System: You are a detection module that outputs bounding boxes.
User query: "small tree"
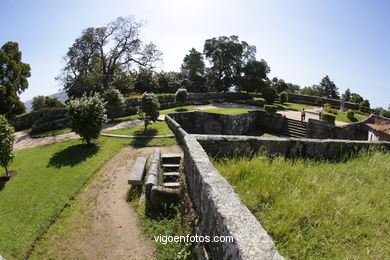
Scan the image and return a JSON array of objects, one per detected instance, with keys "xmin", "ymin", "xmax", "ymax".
[
  {"xmin": 0, "ymin": 115, "xmax": 15, "ymax": 177},
  {"xmin": 279, "ymin": 92, "xmax": 288, "ymax": 104},
  {"xmin": 137, "ymin": 92, "xmax": 160, "ymax": 131},
  {"xmin": 103, "ymin": 88, "xmax": 125, "ymax": 119},
  {"xmin": 175, "ymin": 88, "xmax": 188, "ymax": 110},
  {"xmin": 262, "ymin": 87, "xmax": 278, "ymax": 104},
  {"xmin": 67, "ymin": 94, "xmax": 107, "ymax": 145}
]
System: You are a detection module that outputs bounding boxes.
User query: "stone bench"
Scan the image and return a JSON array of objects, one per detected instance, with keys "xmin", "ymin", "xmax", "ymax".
[{"xmin": 128, "ymin": 157, "xmax": 147, "ymax": 185}]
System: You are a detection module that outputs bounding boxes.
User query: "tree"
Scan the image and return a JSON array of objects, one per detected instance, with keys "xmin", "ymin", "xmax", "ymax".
[
  {"xmin": 239, "ymin": 60, "xmax": 270, "ymax": 93},
  {"xmin": 0, "ymin": 115, "xmax": 15, "ymax": 177},
  {"xmin": 103, "ymin": 88, "xmax": 125, "ymax": 119},
  {"xmin": 67, "ymin": 94, "xmax": 107, "ymax": 145},
  {"xmin": 134, "ymin": 68, "xmax": 158, "ymax": 93},
  {"xmin": 300, "ymin": 85, "xmax": 325, "ymax": 97},
  {"xmin": 271, "ymin": 77, "xmax": 289, "ymax": 94},
  {"xmin": 286, "ymin": 83, "xmax": 301, "ymax": 93},
  {"xmin": 342, "ymin": 88, "xmax": 351, "ymax": 101},
  {"xmin": 360, "ymin": 99, "xmax": 370, "ymax": 109},
  {"xmin": 181, "ymin": 48, "xmax": 207, "ymax": 92},
  {"xmin": 157, "ymin": 71, "xmax": 182, "ymax": 93},
  {"xmin": 203, "ymin": 35, "xmax": 256, "ymax": 92},
  {"xmin": 175, "ymin": 88, "xmax": 188, "ymax": 110},
  {"xmin": 57, "ymin": 16, "xmax": 162, "ymax": 98},
  {"xmin": 262, "ymin": 87, "xmax": 278, "ymax": 104},
  {"xmin": 0, "ymin": 42, "xmax": 30, "ymax": 120},
  {"xmin": 350, "ymin": 93, "xmax": 364, "ymax": 104},
  {"xmin": 137, "ymin": 92, "xmax": 160, "ymax": 131},
  {"xmin": 280, "ymin": 92, "xmax": 288, "ymax": 104},
  {"xmin": 32, "ymin": 96, "xmax": 64, "ymax": 111},
  {"xmin": 319, "ymin": 75, "xmax": 339, "ymax": 99}
]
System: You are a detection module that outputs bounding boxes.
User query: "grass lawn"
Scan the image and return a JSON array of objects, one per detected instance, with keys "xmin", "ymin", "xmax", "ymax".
[
  {"xmin": 275, "ymin": 102, "xmax": 315, "ymax": 111},
  {"xmin": 335, "ymin": 111, "xmax": 367, "ymax": 123},
  {"xmin": 104, "ymin": 121, "xmax": 173, "ymax": 136},
  {"xmin": 201, "ymin": 108, "xmax": 252, "ymax": 115},
  {"xmin": 0, "ymin": 137, "xmax": 130, "ymax": 259},
  {"xmin": 213, "ymin": 151, "xmax": 390, "ymax": 259},
  {"xmin": 27, "ymin": 128, "xmax": 72, "ymax": 138}
]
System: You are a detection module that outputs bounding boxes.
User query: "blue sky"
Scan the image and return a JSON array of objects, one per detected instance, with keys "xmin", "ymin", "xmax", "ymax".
[{"xmin": 1, "ymin": 0, "xmax": 389, "ymax": 108}]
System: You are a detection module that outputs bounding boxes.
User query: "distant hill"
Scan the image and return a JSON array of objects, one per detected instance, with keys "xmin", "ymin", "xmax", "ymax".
[{"xmin": 24, "ymin": 92, "xmax": 68, "ymax": 112}]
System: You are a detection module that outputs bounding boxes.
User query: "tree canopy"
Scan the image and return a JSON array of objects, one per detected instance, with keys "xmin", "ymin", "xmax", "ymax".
[
  {"xmin": 0, "ymin": 115, "xmax": 15, "ymax": 176},
  {"xmin": 320, "ymin": 75, "xmax": 339, "ymax": 99},
  {"xmin": 204, "ymin": 35, "xmax": 256, "ymax": 92},
  {"xmin": 0, "ymin": 42, "xmax": 30, "ymax": 119},
  {"xmin": 181, "ymin": 48, "xmax": 207, "ymax": 92},
  {"xmin": 32, "ymin": 96, "xmax": 64, "ymax": 111},
  {"xmin": 239, "ymin": 60, "xmax": 270, "ymax": 93},
  {"xmin": 58, "ymin": 16, "xmax": 162, "ymax": 98}
]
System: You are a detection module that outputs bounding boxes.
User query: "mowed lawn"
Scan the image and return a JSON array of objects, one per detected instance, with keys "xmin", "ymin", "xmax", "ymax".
[
  {"xmin": 0, "ymin": 137, "xmax": 128, "ymax": 259},
  {"xmin": 105, "ymin": 121, "xmax": 173, "ymax": 136},
  {"xmin": 213, "ymin": 151, "xmax": 390, "ymax": 259}
]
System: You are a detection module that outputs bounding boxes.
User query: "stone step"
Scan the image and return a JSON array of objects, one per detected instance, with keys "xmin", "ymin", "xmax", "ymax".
[
  {"xmin": 163, "ymin": 182, "xmax": 181, "ymax": 189},
  {"xmin": 162, "ymin": 163, "xmax": 180, "ymax": 172},
  {"xmin": 284, "ymin": 120, "xmax": 307, "ymax": 127},
  {"xmin": 281, "ymin": 130, "xmax": 306, "ymax": 138},
  {"xmin": 283, "ymin": 126, "xmax": 307, "ymax": 134},
  {"xmin": 163, "ymin": 172, "xmax": 180, "ymax": 182},
  {"xmin": 161, "ymin": 154, "xmax": 182, "ymax": 164}
]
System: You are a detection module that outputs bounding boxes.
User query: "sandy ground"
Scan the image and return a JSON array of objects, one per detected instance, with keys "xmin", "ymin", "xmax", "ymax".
[
  {"xmin": 13, "ymin": 120, "xmax": 142, "ymax": 151},
  {"xmin": 36, "ymin": 145, "xmax": 182, "ymax": 259}
]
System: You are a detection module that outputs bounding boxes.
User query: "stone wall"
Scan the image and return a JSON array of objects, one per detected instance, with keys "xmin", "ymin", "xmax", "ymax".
[
  {"xmin": 195, "ymin": 135, "xmax": 390, "ymax": 161},
  {"xmin": 165, "ymin": 115, "xmax": 284, "ymax": 260},
  {"xmin": 13, "ymin": 108, "xmax": 67, "ymax": 131},
  {"xmin": 287, "ymin": 93, "xmax": 359, "ymax": 110},
  {"xmin": 256, "ymin": 111, "xmax": 285, "ymax": 133}
]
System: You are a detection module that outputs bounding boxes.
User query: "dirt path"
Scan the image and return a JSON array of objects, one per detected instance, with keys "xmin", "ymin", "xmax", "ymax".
[
  {"xmin": 34, "ymin": 145, "xmax": 182, "ymax": 259},
  {"xmin": 13, "ymin": 120, "xmax": 142, "ymax": 151}
]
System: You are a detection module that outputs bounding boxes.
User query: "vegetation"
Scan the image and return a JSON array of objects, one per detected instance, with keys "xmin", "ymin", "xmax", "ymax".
[
  {"xmin": 32, "ymin": 96, "xmax": 64, "ymax": 111},
  {"xmin": 67, "ymin": 94, "xmax": 107, "ymax": 144},
  {"xmin": 105, "ymin": 121, "xmax": 173, "ymax": 136},
  {"xmin": 262, "ymin": 87, "xmax": 278, "ymax": 104},
  {"xmin": 346, "ymin": 109, "xmax": 355, "ymax": 120},
  {"xmin": 279, "ymin": 92, "xmax": 288, "ymax": 104},
  {"xmin": 103, "ymin": 88, "xmax": 125, "ymax": 119},
  {"xmin": 201, "ymin": 108, "xmax": 252, "ymax": 115},
  {"xmin": 137, "ymin": 92, "xmax": 160, "ymax": 131},
  {"xmin": 321, "ymin": 113, "xmax": 336, "ymax": 124},
  {"xmin": 175, "ymin": 88, "xmax": 188, "ymax": 110},
  {"xmin": 213, "ymin": 150, "xmax": 390, "ymax": 259},
  {"xmin": 275, "ymin": 102, "xmax": 313, "ymax": 111},
  {"xmin": 240, "ymin": 60, "xmax": 270, "ymax": 93},
  {"xmin": 181, "ymin": 48, "xmax": 207, "ymax": 93},
  {"xmin": 28, "ymin": 127, "xmax": 72, "ymax": 138},
  {"xmin": 264, "ymin": 105, "xmax": 277, "ymax": 113},
  {"xmin": 0, "ymin": 115, "xmax": 15, "ymax": 177},
  {"xmin": 0, "ymin": 41, "xmax": 30, "ymax": 119},
  {"xmin": 0, "ymin": 137, "xmax": 128, "ymax": 259}
]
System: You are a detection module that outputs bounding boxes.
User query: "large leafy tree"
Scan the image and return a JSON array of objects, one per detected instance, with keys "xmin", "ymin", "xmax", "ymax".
[
  {"xmin": 156, "ymin": 71, "xmax": 182, "ymax": 93},
  {"xmin": 300, "ymin": 85, "xmax": 325, "ymax": 97},
  {"xmin": 58, "ymin": 16, "xmax": 162, "ymax": 98},
  {"xmin": 271, "ymin": 77, "xmax": 289, "ymax": 94},
  {"xmin": 0, "ymin": 115, "xmax": 15, "ymax": 177},
  {"xmin": 320, "ymin": 75, "xmax": 339, "ymax": 99},
  {"xmin": 239, "ymin": 60, "xmax": 270, "ymax": 93},
  {"xmin": 0, "ymin": 42, "xmax": 30, "ymax": 119},
  {"xmin": 32, "ymin": 96, "xmax": 64, "ymax": 111},
  {"xmin": 181, "ymin": 48, "xmax": 207, "ymax": 92},
  {"xmin": 342, "ymin": 88, "xmax": 351, "ymax": 101},
  {"xmin": 134, "ymin": 68, "xmax": 158, "ymax": 93},
  {"xmin": 203, "ymin": 35, "xmax": 256, "ymax": 92}
]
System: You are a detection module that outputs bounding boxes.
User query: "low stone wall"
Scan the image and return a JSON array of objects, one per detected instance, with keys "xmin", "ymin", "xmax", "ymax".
[
  {"xmin": 287, "ymin": 93, "xmax": 359, "ymax": 110},
  {"xmin": 195, "ymin": 135, "xmax": 390, "ymax": 161},
  {"xmin": 165, "ymin": 115, "xmax": 284, "ymax": 260},
  {"xmin": 13, "ymin": 108, "xmax": 67, "ymax": 131},
  {"xmin": 257, "ymin": 111, "xmax": 285, "ymax": 133}
]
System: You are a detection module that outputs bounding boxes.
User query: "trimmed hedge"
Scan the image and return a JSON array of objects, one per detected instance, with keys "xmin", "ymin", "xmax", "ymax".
[
  {"xmin": 264, "ymin": 105, "xmax": 278, "ymax": 113},
  {"xmin": 321, "ymin": 113, "xmax": 336, "ymax": 124},
  {"xmin": 346, "ymin": 109, "xmax": 355, "ymax": 120}
]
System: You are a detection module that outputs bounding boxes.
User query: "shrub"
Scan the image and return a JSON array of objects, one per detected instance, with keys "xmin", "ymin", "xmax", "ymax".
[
  {"xmin": 346, "ymin": 109, "xmax": 355, "ymax": 120},
  {"xmin": 137, "ymin": 92, "xmax": 160, "ymax": 131},
  {"xmin": 262, "ymin": 87, "xmax": 278, "ymax": 104},
  {"xmin": 380, "ymin": 109, "xmax": 390, "ymax": 119},
  {"xmin": 103, "ymin": 88, "xmax": 125, "ymax": 119},
  {"xmin": 0, "ymin": 115, "xmax": 15, "ymax": 177},
  {"xmin": 321, "ymin": 113, "xmax": 336, "ymax": 124},
  {"xmin": 175, "ymin": 88, "xmax": 188, "ymax": 110},
  {"xmin": 67, "ymin": 94, "xmax": 107, "ymax": 144},
  {"xmin": 279, "ymin": 92, "xmax": 288, "ymax": 104},
  {"xmin": 330, "ymin": 108, "xmax": 338, "ymax": 115},
  {"xmin": 324, "ymin": 103, "xmax": 331, "ymax": 112},
  {"xmin": 264, "ymin": 105, "xmax": 278, "ymax": 113}
]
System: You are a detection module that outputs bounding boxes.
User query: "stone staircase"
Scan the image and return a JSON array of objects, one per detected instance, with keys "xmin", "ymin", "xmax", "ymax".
[
  {"xmin": 280, "ymin": 118, "xmax": 307, "ymax": 138},
  {"xmin": 161, "ymin": 154, "xmax": 182, "ymax": 189}
]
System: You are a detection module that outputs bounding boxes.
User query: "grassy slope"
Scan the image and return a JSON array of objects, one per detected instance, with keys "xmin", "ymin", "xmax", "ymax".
[
  {"xmin": 213, "ymin": 151, "xmax": 390, "ymax": 259},
  {"xmin": 0, "ymin": 137, "xmax": 128, "ymax": 259},
  {"xmin": 105, "ymin": 121, "xmax": 173, "ymax": 136}
]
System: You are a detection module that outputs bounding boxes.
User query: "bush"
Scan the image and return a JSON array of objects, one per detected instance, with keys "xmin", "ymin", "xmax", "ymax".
[
  {"xmin": 346, "ymin": 109, "xmax": 355, "ymax": 120},
  {"xmin": 279, "ymin": 92, "xmax": 288, "ymax": 104},
  {"xmin": 103, "ymin": 88, "xmax": 125, "ymax": 119},
  {"xmin": 262, "ymin": 87, "xmax": 278, "ymax": 104},
  {"xmin": 137, "ymin": 92, "xmax": 160, "ymax": 131},
  {"xmin": 380, "ymin": 109, "xmax": 390, "ymax": 119},
  {"xmin": 0, "ymin": 115, "xmax": 15, "ymax": 177},
  {"xmin": 264, "ymin": 105, "xmax": 278, "ymax": 113},
  {"xmin": 67, "ymin": 94, "xmax": 107, "ymax": 144},
  {"xmin": 324, "ymin": 103, "xmax": 331, "ymax": 112},
  {"xmin": 321, "ymin": 113, "xmax": 336, "ymax": 124},
  {"xmin": 330, "ymin": 108, "xmax": 338, "ymax": 115},
  {"xmin": 175, "ymin": 88, "xmax": 188, "ymax": 109}
]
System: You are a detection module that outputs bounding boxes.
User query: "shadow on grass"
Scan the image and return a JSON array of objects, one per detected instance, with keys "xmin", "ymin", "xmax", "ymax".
[
  {"xmin": 350, "ymin": 117, "xmax": 359, "ymax": 122},
  {"xmin": 47, "ymin": 144, "xmax": 99, "ymax": 168},
  {"xmin": 129, "ymin": 137, "xmax": 154, "ymax": 147}
]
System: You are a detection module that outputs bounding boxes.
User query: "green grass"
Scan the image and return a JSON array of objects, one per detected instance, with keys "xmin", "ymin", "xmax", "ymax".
[
  {"xmin": 334, "ymin": 111, "xmax": 367, "ymax": 123},
  {"xmin": 104, "ymin": 121, "xmax": 173, "ymax": 136},
  {"xmin": 0, "ymin": 137, "xmax": 129, "ymax": 259},
  {"xmin": 275, "ymin": 102, "xmax": 315, "ymax": 111},
  {"xmin": 201, "ymin": 108, "xmax": 252, "ymax": 115},
  {"xmin": 213, "ymin": 151, "xmax": 390, "ymax": 259},
  {"xmin": 28, "ymin": 128, "xmax": 72, "ymax": 138},
  {"xmin": 135, "ymin": 205, "xmax": 194, "ymax": 260}
]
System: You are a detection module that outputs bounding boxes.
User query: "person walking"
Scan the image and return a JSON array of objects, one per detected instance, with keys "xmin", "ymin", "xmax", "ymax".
[{"xmin": 301, "ymin": 109, "xmax": 306, "ymax": 122}]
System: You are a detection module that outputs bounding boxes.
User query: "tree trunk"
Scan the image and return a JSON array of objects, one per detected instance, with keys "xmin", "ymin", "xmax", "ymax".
[{"xmin": 4, "ymin": 165, "xmax": 8, "ymax": 177}]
